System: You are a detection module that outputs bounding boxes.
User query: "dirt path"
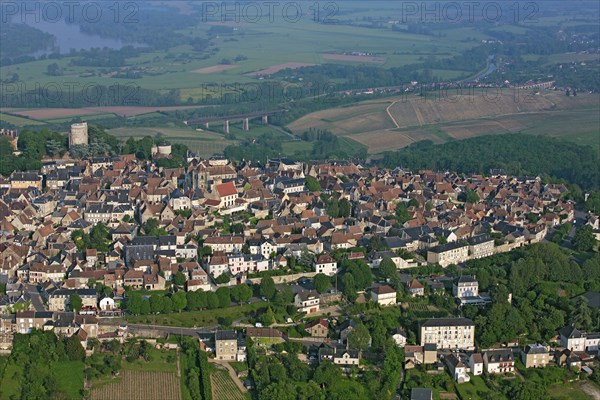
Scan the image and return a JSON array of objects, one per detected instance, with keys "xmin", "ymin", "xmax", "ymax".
[
  {"xmin": 208, "ymin": 359, "xmax": 248, "ymax": 393},
  {"xmin": 386, "ymin": 101, "xmax": 400, "ymax": 128},
  {"xmin": 580, "ymin": 382, "xmax": 600, "ymax": 400}
]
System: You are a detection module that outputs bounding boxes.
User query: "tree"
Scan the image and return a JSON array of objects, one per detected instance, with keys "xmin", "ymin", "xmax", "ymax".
[
  {"xmin": 206, "ymin": 292, "xmax": 220, "ymax": 309},
  {"xmin": 261, "ymin": 307, "xmax": 276, "ymax": 326},
  {"xmin": 571, "ymin": 296, "xmax": 593, "ymax": 330},
  {"xmin": 46, "ymin": 62, "xmax": 62, "ymax": 76},
  {"xmin": 573, "ymin": 225, "xmax": 596, "ymax": 252},
  {"xmin": 305, "ymin": 176, "xmax": 321, "ymax": 192},
  {"xmin": 173, "ymin": 271, "xmax": 187, "ymax": 286},
  {"xmin": 347, "ymin": 323, "xmax": 371, "ymax": 351},
  {"xmin": 172, "ymin": 291, "xmax": 187, "ymax": 312},
  {"xmin": 215, "ymin": 273, "xmax": 230, "ymax": 284},
  {"xmin": 260, "ymin": 276, "xmax": 276, "ymax": 300},
  {"xmin": 313, "ymin": 273, "xmax": 331, "ymax": 294},
  {"xmin": 313, "ymin": 361, "xmax": 342, "ymax": 387},
  {"xmin": 379, "ymin": 257, "xmax": 397, "ymax": 280},
  {"xmin": 150, "ymin": 294, "xmax": 165, "ymax": 313},
  {"xmin": 461, "ymin": 189, "xmax": 480, "ymax": 203},
  {"xmin": 216, "ymin": 287, "xmax": 231, "ymax": 308},
  {"xmin": 338, "ymin": 198, "xmax": 351, "ymax": 218},
  {"xmin": 126, "ymin": 292, "xmax": 144, "ymax": 314},
  {"xmin": 231, "ymin": 284, "xmax": 252, "ymax": 303},
  {"xmin": 395, "ymin": 202, "xmax": 410, "ymax": 224},
  {"xmin": 69, "ymin": 294, "xmax": 83, "ymax": 312},
  {"xmin": 65, "ymin": 335, "xmax": 85, "ymax": 361}
]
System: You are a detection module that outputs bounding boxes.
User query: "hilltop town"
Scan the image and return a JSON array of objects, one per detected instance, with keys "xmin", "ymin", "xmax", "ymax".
[{"xmin": 0, "ymin": 126, "xmax": 599, "ymax": 400}]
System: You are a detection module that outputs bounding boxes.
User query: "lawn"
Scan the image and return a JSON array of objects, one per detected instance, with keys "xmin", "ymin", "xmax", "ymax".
[
  {"xmin": 0, "ymin": 360, "xmax": 23, "ymax": 400},
  {"xmin": 54, "ymin": 360, "xmax": 85, "ymax": 399},
  {"xmin": 125, "ymin": 302, "xmax": 269, "ymax": 327},
  {"xmin": 455, "ymin": 375, "xmax": 499, "ymax": 400},
  {"xmin": 123, "ymin": 347, "xmax": 177, "ymax": 373},
  {"xmin": 548, "ymin": 381, "xmax": 596, "ymax": 400}
]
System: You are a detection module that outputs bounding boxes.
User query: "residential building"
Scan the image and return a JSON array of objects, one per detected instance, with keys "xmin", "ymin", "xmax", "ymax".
[
  {"xmin": 294, "ymin": 290, "xmax": 320, "ymax": 314},
  {"xmin": 522, "ymin": 344, "xmax": 549, "ymax": 368},
  {"xmin": 419, "ymin": 317, "xmax": 475, "ymax": 350},
  {"xmin": 314, "ymin": 255, "xmax": 337, "ymax": 276},
  {"xmin": 469, "ymin": 353, "xmax": 484, "ymax": 375},
  {"xmin": 407, "ymin": 279, "xmax": 425, "ymax": 297},
  {"xmin": 427, "ymin": 242, "xmax": 469, "ymax": 267},
  {"xmin": 467, "ymin": 234, "xmax": 495, "ymax": 259},
  {"xmin": 48, "ymin": 289, "xmax": 97, "ymax": 312},
  {"xmin": 452, "ymin": 276, "xmax": 479, "ymax": 299},
  {"xmin": 215, "ymin": 330, "xmax": 238, "ymax": 361},
  {"xmin": 484, "ymin": 349, "xmax": 514, "ymax": 374},
  {"xmin": 371, "ymin": 285, "xmax": 396, "ymax": 306},
  {"xmin": 305, "ymin": 318, "xmax": 329, "ymax": 337},
  {"xmin": 445, "ymin": 353, "xmax": 470, "ymax": 383}
]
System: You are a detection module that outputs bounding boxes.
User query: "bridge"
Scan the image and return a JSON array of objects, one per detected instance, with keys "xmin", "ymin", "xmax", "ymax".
[{"xmin": 184, "ymin": 109, "xmax": 287, "ymax": 133}]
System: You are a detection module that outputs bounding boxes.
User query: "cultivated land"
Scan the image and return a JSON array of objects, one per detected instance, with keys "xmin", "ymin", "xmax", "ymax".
[
  {"xmin": 287, "ymin": 90, "xmax": 600, "ymax": 153},
  {"xmin": 90, "ymin": 370, "xmax": 181, "ymax": 400},
  {"xmin": 211, "ymin": 368, "xmax": 249, "ymax": 400},
  {"xmin": 1, "ymin": 105, "xmax": 207, "ymax": 119},
  {"xmin": 322, "ymin": 53, "xmax": 386, "ymax": 63}
]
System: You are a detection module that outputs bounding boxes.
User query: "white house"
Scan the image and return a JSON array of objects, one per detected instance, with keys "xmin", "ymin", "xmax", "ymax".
[
  {"xmin": 446, "ymin": 353, "xmax": 470, "ymax": 383},
  {"xmin": 99, "ymin": 297, "xmax": 116, "ymax": 311},
  {"xmin": 371, "ymin": 285, "xmax": 396, "ymax": 306},
  {"xmin": 314, "ymin": 254, "xmax": 337, "ymax": 276},
  {"xmin": 453, "ymin": 275, "xmax": 479, "ymax": 299},
  {"xmin": 391, "ymin": 328, "xmax": 407, "ymax": 347},
  {"xmin": 483, "ymin": 349, "xmax": 514, "ymax": 374},
  {"xmin": 294, "ymin": 290, "xmax": 320, "ymax": 314},
  {"xmin": 469, "ymin": 353, "xmax": 484, "ymax": 375}
]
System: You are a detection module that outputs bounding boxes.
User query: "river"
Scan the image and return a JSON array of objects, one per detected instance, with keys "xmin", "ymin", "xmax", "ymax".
[{"xmin": 19, "ymin": 17, "xmax": 139, "ymax": 57}]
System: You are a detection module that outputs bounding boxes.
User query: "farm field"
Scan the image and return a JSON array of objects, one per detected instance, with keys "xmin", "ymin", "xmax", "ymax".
[
  {"xmin": 287, "ymin": 90, "xmax": 600, "ymax": 154},
  {"xmin": 2, "ymin": 105, "xmax": 207, "ymax": 120},
  {"xmin": 0, "ymin": 112, "xmax": 47, "ymax": 126},
  {"xmin": 211, "ymin": 368, "xmax": 249, "ymax": 400},
  {"xmin": 90, "ymin": 370, "xmax": 181, "ymax": 400}
]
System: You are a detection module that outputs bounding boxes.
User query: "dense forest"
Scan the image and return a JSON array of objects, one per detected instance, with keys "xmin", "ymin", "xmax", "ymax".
[
  {"xmin": 462, "ymin": 243, "xmax": 600, "ymax": 347},
  {"xmin": 380, "ymin": 134, "xmax": 600, "ymax": 191},
  {"xmin": 0, "ymin": 330, "xmax": 86, "ymax": 399},
  {"xmin": 0, "ymin": 24, "xmax": 54, "ymax": 62}
]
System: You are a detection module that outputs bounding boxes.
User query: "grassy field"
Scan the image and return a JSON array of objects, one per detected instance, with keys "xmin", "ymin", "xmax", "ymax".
[
  {"xmin": 0, "ymin": 358, "xmax": 23, "ymax": 400},
  {"xmin": 287, "ymin": 90, "xmax": 600, "ymax": 154},
  {"xmin": 123, "ymin": 347, "xmax": 178, "ymax": 373},
  {"xmin": 54, "ymin": 360, "xmax": 85, "ymax": 399},
  {"xmin": 0, "ymin": 112, "xmax": 47, "ymax": 126},
  {"xmin": 125, "ymin": 302, "xmax": 269, "ymax": 327}
]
